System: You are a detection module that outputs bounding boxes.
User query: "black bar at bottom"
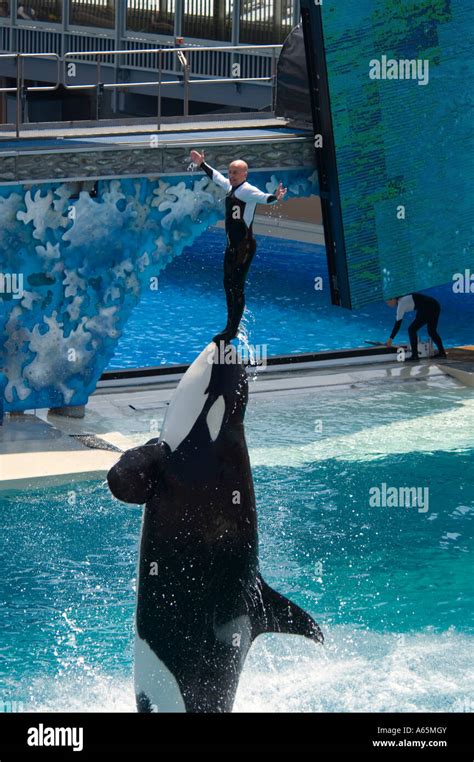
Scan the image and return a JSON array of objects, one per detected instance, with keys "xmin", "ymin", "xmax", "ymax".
[{"xmin": 0, "ymin": 712, "xmax": 471, "ymax": 758}]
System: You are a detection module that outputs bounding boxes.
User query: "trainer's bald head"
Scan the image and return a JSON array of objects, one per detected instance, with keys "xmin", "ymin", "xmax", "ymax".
[
  {"xmin": 228, "ymin": 160, "xmax": 248, "ymax": 186},
  {"xmin": 229, "ymin": 160, "xmax": 248, "ymax": 172}
]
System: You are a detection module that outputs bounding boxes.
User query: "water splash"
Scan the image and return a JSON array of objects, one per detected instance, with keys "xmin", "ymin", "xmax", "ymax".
[
  {"xmin": 11, "ymin": 627, "xmax": 473, "ymax": 713},
  {"xmin": 234, "ymin": 627, "xmax": 474, "ymax": 713},
  {"xmin": 238, "ymin": 308, "xmax": 260, "ymax": 382}
]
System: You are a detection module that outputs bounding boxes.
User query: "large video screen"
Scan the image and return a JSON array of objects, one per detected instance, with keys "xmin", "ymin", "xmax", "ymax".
[{"xmin": 302, "ymin": 0, "xmax": 473, "ymax": 308}]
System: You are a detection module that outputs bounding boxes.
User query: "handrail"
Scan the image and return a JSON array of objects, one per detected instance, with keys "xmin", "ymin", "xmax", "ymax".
[
  {"xmin": 0, "ymin": 53, "xmax": 61, "ymax": 91},
  {"xmin": 0, "ymin": 44, "xmax": 282, "ymax": 137},
  {"xmin": 63, "ymin": 44, "xmax": 282, "ymax": 57},
  {"xmin": 0, "ymin": 53, "xmax": 61, "ymax": 138}
]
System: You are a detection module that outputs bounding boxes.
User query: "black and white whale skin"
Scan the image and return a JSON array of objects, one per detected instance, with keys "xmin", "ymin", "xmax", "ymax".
[{"xmin": 107, "ymin": 342, "xmax": 323, "ymax": 712}]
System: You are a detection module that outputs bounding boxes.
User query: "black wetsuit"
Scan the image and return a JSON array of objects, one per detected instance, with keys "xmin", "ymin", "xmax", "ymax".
[
  {"xmin": 390, "ymin": 293, "xmax": 446, "ymax": 359},
  {"xmin": 200, "ymin": 161, "xmax": 278, "ymax": 342}
]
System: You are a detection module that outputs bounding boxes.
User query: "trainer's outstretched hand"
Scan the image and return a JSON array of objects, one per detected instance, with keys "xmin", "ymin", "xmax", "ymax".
[
  {"xmin": 275, "ymin": 182, "xmax": 287, "ymax": 201},
  {"xmin": 190, "ymin": 149, "xmax": 205, "ymax": 166}
]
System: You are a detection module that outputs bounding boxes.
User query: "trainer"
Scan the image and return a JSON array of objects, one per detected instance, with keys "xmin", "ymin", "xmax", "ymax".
[
  {"xmin": 386, "ymin": 293, "xmax": 446, "ymax": 362},
  {"xmin": 190, "ymin": 149, "xmax": 287, "ymax": 344}
]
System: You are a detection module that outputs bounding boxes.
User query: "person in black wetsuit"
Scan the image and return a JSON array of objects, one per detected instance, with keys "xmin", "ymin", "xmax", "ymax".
[
  {"xmin": 386, "ymin": 293, "xmax": 447, "ymax": 362},
  {"xmin": 190, "ymin": 149, "xmax": 287, "ymax": 344}
]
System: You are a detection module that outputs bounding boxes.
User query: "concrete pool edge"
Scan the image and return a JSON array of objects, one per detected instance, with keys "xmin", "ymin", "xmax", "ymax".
[
  {"xmin": 98, "ymin": 344, "xmax": 405, "ymax": 390},
  {"xmin": 0, "ymin": 459, "xmax": 113, "ymax": 494},
  {"xmin": 0, "ymin": 413, "xmax": 118, "ymax": 491},
  {"xmin": 1, "ymin": 348, "xmax": 472, "ymax": 491}
]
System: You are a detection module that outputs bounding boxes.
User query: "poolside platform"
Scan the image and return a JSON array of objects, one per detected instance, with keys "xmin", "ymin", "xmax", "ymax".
[
  {"xmin": 0, "ymin": 115, "xmax": 292, "ymax": 141},
  {"xmin": 0, "ymin": 114, "xmax": 315, "ymax": 185},
  {"xmin": 1, "ymin": 345, "xmax": 473, "ymax": 492}
]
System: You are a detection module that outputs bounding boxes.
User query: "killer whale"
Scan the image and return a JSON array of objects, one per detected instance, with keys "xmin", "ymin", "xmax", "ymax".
[{"xmin": 107, "ymin": 341, "xmax": 323, "ymax": 712}]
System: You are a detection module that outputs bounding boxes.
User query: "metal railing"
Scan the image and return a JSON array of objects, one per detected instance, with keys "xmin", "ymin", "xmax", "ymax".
[
  {"xmin": 0, "ymin": 51, "xmax": 60, "ymax": 136},
  {"xmin": 0, "ymin": 43, "xmax": 282, "ymax": 135},
  {"xmin": 63, "ymin": 44, "xmax": 281, "ymax": 126}
]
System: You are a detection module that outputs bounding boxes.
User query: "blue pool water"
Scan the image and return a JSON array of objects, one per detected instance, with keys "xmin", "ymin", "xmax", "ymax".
[
  {"xmin": 106, "ymin": 229, "xmax": 473, "ymax": 369},
  {"xmin": 1, "ymin": 375, "xmax": 473, "ymax": 712}
]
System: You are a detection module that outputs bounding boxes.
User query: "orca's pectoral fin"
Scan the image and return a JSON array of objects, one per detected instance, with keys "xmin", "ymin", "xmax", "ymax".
[
  {"xmin": 107, "ymin": 438, "xmax": 168, "ymax": 505},
  {"xmin": 253, "ymin": 577, "xmax": 324, "ymax": 645}
]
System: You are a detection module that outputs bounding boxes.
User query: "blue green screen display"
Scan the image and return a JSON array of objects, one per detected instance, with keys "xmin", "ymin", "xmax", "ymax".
[{"xmin": 306, "ymin": 0, "xmax": 473, "ymax": 308}]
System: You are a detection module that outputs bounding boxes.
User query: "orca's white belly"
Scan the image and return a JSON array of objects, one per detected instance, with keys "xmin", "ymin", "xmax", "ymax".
[{"xmin": 134, "ymin": 633, "xmax": 186, "ymax": 712}]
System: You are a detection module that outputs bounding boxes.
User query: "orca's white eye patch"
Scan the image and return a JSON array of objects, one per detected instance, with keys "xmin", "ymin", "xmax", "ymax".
[{"xmin": 206, "ymin": 396, "xmax": 226, "ymax": 441}]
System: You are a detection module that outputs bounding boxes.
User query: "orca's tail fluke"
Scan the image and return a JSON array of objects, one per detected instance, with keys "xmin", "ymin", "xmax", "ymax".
[
  {"xmin": 107, "ymin": 438, "xmax": 169, "ymax": 505},
  {"xmin": 253, "ymin": 576, "xmax": 324, "ymax": 644}
]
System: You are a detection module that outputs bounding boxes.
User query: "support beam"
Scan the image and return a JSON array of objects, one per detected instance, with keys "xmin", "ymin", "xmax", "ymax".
[
  {"xmin": 274, "ymin": 0, "xmax": 282, "ymax": 41},
  {"xmin": 232, "ymin": 0, "xmax": 241, "ymax": 46},
  {"xmin": 293, "ymin": 0, "xmax": 301, "ymax": 26},
  {"xmin": 113, "ymin": 0, "xmax": 126, "ymax": 113},
  {"xmin": 62, "ymin": 0, "xmax": 69, "ymax": 57},
  {"xmin": 10, "ymin": 0, "xmax": 17, "ymax": 53},
  {"xmin": 175, "ymin": 0, "xmax": 183, "ymax": 38}
]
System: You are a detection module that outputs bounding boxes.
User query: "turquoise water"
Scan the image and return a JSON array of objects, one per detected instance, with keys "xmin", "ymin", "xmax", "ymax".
[
  {"xmin": 106, "ymin": 229, "xmax": 474, "ymax": 368},
  {"xmin": 1, "ymin": 376, "xmax": 473, "ymax": 712}
]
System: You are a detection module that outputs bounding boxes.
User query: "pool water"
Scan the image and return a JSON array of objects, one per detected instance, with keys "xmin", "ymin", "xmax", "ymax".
[
  {"xmin": 106, "ymin": 228, "xmax": 474, "ymax": 368},
  {"xmin": 1, "ymin": 375, "xmax": 473, "ymax": 712}
]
